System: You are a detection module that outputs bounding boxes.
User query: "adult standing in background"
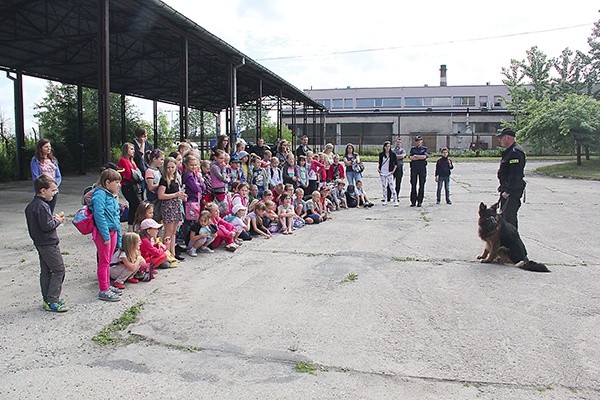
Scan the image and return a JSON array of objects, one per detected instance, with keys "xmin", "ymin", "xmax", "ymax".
[
  {"xmin": 30, "ymin": 138, "xmax": 62, "ymax": 213},
  {"xmin": 252, "ymin": 137, "xmax": 268, "ymax": 159},
  {"xmin": 496, "ymin": 127, "xmax": 526, "ymax": 230},
  {"xmin": 343, "ymin": 143, "xmax": 362, "ymax": 187},
  {"xmin": 323, "ymin": 143, "xmax": 335, "ymax": 165},
  {"xmin": 388, "ymin": 137, "xmax": 405, "ymax": 202},
  {"xmin": 296, "ymin": 135, "xmax": 311, "ymax": 158},
  {"xmin": 213, "ymin": 134, "xmax": 231, "ymax": 154},
  {"xmin": 409, "ymin": 135, "xmax": 428, "ymax": 207},
  {"xmin": 378, "ymin": 141, "xmax": 399, "ymax": 206},
  {"xmin": 133, "ymin": 127, "xmax": 154, "ymax": 193},
  {"xmin": 118, "ymin": 142, "xmax": 143, "ymax": 231}
]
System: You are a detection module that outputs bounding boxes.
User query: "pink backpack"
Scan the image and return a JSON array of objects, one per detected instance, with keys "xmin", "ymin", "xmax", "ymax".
[{"xmin": 72, "ymin": 205, "xmax": 94, "ymax": 235}]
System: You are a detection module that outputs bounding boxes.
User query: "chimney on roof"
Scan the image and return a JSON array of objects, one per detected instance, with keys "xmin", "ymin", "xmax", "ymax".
[{"xmin": 440, "ymin": 64, "xmax": 447, "ymax": 87}]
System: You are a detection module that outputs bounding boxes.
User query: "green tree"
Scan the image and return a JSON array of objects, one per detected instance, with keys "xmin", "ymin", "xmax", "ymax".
[
  {"xmin": 520, "ymin": 94, "xmax": 600, "ymax": 164},
  {"xmin": 34, "ymin": 82, "xmax": 145, "ymax": 171}
]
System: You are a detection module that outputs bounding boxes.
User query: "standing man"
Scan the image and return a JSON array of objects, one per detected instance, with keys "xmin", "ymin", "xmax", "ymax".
[
  {"xmin": 409, "ymin": 135, "xmax": 428, "ymax": 207},
  {"xmin": 497, "ymin": 127, "xmax": 526, "ymax": 230},
  {"xmin": 252, "ymin": 137, "xmax": 268, "ymax": 159},
  {"xmin": 388, "ymin": 137, "xmax": 406, "ymax": 202},
  {"xmin": 133, "ymin": 127, "xmax": 154, "ymax": 200},
  {"xmin": 296, "ymin": 135, "xmax": 311, "ymax": 158}
]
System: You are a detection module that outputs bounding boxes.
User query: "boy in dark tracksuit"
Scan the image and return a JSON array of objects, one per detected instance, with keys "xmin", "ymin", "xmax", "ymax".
[
  {"xmin": 25, "ymin": 175, "xmax": 68, "ymax": 312},
  {"xmin": 435, "ymin": 148, "xmax": 454, "ymax": 204}
]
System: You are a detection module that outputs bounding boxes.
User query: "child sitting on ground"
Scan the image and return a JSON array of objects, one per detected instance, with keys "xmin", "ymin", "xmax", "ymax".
[
  {"xmin": 294, "ymin": 188, "xmax": 307, "ymax": 218},
  {"xmin": 277, "ymin": 193, "xmax": 295, "ymax": 235},
  {"xmin": 249, "ymin": 155, "xmax": 268, "ymax": 198},
  {"xmin": 205, "ymin": 202, "xmax": 239, "ymax": 252},
  {"xmin": 247, "ymin": 202, "xmax": 272, "ymax": 239},
  {"xmin": 224, "ymin": 204, "xmax": 252, "ymax": 242},
  {"xmin": 110, "ymin": 232, "xmax": 146, "ymax": 289},
  {"xmin": 331, "ymin": 180, "xmax": 348, "ymax": 210},
  {"xmin": 355, "ymin": 180, "xmax": 374, "ymax": 208},
  {"xmin": 186, "ymin": 210, "xmax": 217, "ymax": 256},
  {"xmin": 262, "ymin": 199, "xmax": 279, "ymax": 233},
  {"xmin": 304, "ymin": 190, "xmax": 326, "ymax": 224},
  {"xmin": 139, "ymin": 218, "xmax": 172, "ymax": 269}
]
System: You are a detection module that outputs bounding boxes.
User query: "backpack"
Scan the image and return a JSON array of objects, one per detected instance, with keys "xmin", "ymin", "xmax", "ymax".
[
  {"xmin": 72, "ymin": 205, "xmax": 94, "ymax": 235},
  {"xmin": 345, "ymin": 185, "xmax": 358, "ymax": 208}
]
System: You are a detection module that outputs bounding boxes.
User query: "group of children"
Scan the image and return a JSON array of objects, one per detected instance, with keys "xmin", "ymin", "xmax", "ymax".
[{"xmin": 25, "ymin": 138, "xmax": 382, "ymax": 310}]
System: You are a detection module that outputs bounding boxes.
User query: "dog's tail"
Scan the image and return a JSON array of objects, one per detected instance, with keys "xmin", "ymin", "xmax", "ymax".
[{"xmin": 518, "ymin": 260, "xmax": 550, "ymax": 273}]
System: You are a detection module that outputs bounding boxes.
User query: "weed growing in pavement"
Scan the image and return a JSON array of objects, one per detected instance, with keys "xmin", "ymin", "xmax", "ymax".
[
  {"xmin": 392, "ymin": 256, "xmax": 416, "ymax": 262},
  {"xmin": 295, "ymin": 362, "xmax": 318, "ymax": 374},
  {"xmin": 341, "ymin": 273, "xmax": 358, "ymax": 283},
  {"xmin": 171, "ymin": 344, "xmax": 204, "ymax": 353},
  {"xmin": 92, "ymin": 301, "xmax": 144, "ymax": 345}
]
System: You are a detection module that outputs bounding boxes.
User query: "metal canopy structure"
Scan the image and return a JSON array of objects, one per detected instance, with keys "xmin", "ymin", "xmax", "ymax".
[
  {"xmin": 0, "ymin": 0, "xmax": 322, "ymax": 111},
  {"xmin": 0, "ymin": 0, "xmax": 324, "ymax": 175}
]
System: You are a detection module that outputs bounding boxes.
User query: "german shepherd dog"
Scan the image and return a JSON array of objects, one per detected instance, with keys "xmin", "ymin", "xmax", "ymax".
[{"xmin": 477, "ymin": 202, "xmax": 550, "ymax": 272}]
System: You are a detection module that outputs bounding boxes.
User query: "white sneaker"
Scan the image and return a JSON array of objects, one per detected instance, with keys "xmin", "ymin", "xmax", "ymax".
[
  {"xmin": 394, "ymin": 201, "xmax": 399, "ymax": 207},
  {"xmin": 187, "ymin": 248, "xmax": 197, "ymax": 257},
  {"xmin": 381, "ymin": 201, "xmax": 387, "ymax": 206},
  {"xmin": 200, "ymin": 246, "xmax": 214, "ymax": 253}
]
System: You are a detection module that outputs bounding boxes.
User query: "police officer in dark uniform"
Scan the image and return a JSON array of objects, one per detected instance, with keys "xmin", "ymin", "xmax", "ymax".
[
  {"xmin": 497, "ymin": 127, "xmax": 526, "ymax": 230},
  {"xmin": 409, "ymin": 135, "xmax": 429, "ymax": 207}
]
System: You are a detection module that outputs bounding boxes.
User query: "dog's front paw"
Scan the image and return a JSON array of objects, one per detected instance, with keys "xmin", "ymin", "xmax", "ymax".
[
  {"xmin": 476, "ymin": 254, "xmax": 484, "ymax": 259},
  {"xmin": 480, "ymin": 258, "xmax": 493, "ymax": 263}
]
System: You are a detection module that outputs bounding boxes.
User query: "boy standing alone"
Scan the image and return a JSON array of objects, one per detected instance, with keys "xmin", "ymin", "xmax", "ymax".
[
  {"xmin": 25, "ymin": 175, "xmax": 68, "ymax": 312},
  {"xmin": 435, "ymin": 147, "xmax": 454, "ymax": 204}
]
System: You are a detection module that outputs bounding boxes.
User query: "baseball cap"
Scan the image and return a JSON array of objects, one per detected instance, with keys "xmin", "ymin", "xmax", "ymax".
[
  {"xmin": 414, "ymin": 135, "xmax": 423, "ymax": 141},
  {"xmin": 497, "ymin": 127, "xmax": 516, "ymax": 137},
  {"xmin": 232, "ymin": 204, "xmax": 247, "ymax": 214},
  {"xmin": 102, "ymin": 162, "xmax": 125, "ymax": 173},
  {"xmin": 238, "ymin": 150, "xmax": 249, "ymax": 159},
  {"xmin": 140, "ymin": 218, "xmax": 163, "ymax": 230}
]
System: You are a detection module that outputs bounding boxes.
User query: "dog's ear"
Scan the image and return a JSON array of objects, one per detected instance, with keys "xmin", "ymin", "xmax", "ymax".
[
  {"xmin": 479, "ymin": 202, "xmax": 486, "ymax": 212},
  {"xmin": 490, "ymin": 203, "xmax": 498, "ymax": 212}
]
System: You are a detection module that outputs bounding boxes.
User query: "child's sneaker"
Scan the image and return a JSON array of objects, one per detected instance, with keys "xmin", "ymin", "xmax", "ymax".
[
  {"xmin": 44, "ymin": 301, "xmax": 69, "ymax": 312},
  {"xmin": 394, "ymin": 201, "xmax": 399, "ymax": 207},
  {"xmin": 200, "ymin": 246, "xmax": 214, "ymax": 253},
  {"xmin": 234, "ymin": 238, "xmax": 243, "ymax": 245},
  {"xmin": 187, "ymin": 247, "xmax": 198, "ymax": 257},
  {"xmin": 112, "ymin": 281, "xmax": 126, "ymax": 290},
  {"xmin": 98, "ymin": 290, "xmax": 121, "ymax": 302},
  {"xmin": 225, "ymin": 243, "xmax": 238, "ymax": 252},
  {"xmin": 126, "ymin": 277, "xmax": 139, "ymax": 284},
  {"xmin": 109, "ymin": 286, "xmax": 123, "ymax": 295}
]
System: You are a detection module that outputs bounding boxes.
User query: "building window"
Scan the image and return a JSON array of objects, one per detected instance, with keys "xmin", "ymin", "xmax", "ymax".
[
  {"xmin": 344, "ymin": 98, "xmax": 353, "ymax": 108},
  {"xmin": 317, "ymin": 99, "xmax": 331, "ymax": 109},
  {"xmin": 332, "ymin": 99, "xmax": 344, "ymax": 109},
  {"xmin": 381, "ymin": 98, "xmax": 401, "ymax": 107},
  {"xmin": 453, "ymin": 96, "xmax": 475, "ymax": 106},
  {"xmin": 479, "ymin": 96, "xmax": 488, "ymax": 108},
  {"xmin": 432, "ymin": 97, "xmax": 452, "ymax": 107},
  {"xmin": 493, "ymin": 96, "xmax": 502, "ymax": 107},
  {"xmin": 356, "ymin": 98, "xmax": 375, "ymax": 108},
  {"xmin": 405, "ymin": 97, "xmax": 422, "ymax": 107}
]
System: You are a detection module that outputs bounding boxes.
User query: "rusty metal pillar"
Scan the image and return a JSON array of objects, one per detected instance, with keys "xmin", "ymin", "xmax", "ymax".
[
  {"xmin": 153, "ymin": 100, "xmax": 158, "ymax": 148},
  {"xmin": 179, "ymin": 37, "xmax": 189, "ymax": 142},
  {"xmin": 120, "ymin": 94, "xmax": 126, "ymax": 144},
  {"xmin": 8, "ymin": 70, "xmax": 26, "ymax": 180},
  {"xmin": 77, "ymin": 84, "xmax": 85, "ymax": 175},
  {"xmin": 98, "ymin": 0, "xmax": 110, "ymax": 165}
]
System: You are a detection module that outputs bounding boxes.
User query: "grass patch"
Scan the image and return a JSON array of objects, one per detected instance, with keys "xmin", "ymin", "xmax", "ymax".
[
  {"xmin": 171, "ymin": 344, "xmax": 204, "ymax": 353},
  {"xmin": 20, "ymin": 258, "xmax": 25, "ymax": 263},
  {"xmin": 392, "ymin": 256, "xmax": 416, "ymax": 262},
  {"xmin": 61, "ymin": 251, "xmax": 69, "ymax": 255},
  {"xmin": 341, "ymin": 273, "xmax": 358, "ymax": 283},
  {"xmin": 92, "ymin": 301, "xmax": 144, "ymax": 345},
  {"xmin": 420, "ymin": 211, "xmax": 430, "ymax": 223},
  {"xmin": 535, "ymin": 158, "xmax": 600, "ymax": 180},
  {"xmin": 295, "ymin": 362, "xmax": 318, "ymax": 374}
]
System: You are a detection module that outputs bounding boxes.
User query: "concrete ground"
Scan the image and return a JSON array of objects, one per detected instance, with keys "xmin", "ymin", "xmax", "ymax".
[{"xmin": 0, "ymin": 161, "xmax": 598, "ymax": 400}]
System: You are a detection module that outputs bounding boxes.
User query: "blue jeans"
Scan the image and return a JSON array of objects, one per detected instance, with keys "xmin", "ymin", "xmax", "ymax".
[
  {"xmin": 436, "ymin": 176, "xmax": 451, "ymax": 203},
  {"xmin": 346, "ymin": 171, "xmax": 361, "ymax": 187}
]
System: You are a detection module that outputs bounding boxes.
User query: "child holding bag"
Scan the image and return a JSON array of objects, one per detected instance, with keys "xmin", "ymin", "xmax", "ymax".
[
  {"xmin": 90, "ymin": 168, "xmax": 123, "ymax": 302},
  {"xmin": 139, "ymin": 218, "xmax": 172, "ymax": 269}
]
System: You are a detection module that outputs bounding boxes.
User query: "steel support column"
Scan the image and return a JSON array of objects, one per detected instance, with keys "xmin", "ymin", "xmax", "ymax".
[
  {"xmin": 277, "ymin": 91, "xmax": 282, "ymax": 140},
  {"xmin": 97, "ymin": 0, "xmax": 110, "ymax": 165},
  {"xmin": 291, "ymin": 101, "xmax": 296, "ymax": 148},
  {"xmin": 312, "ymin": 108, "xmax": 317, "ymax": 152},
  {"xmin": 200, "ymin": 110, "xmax": 205, "ymax": 157},
  {"xmin": 120, "ymin": 94, "xmax": 126, "ymax": 144},
  {"xmin": 8, "ymin": 71, "xmax": 26, "ymax": 180},
  {"xmin": 77, "ymin": 84, "xmax": 85, "ymax": 175},
  {"xmin": 153, "ymin": 100, "xmax": 158, "ymax": 148},
  {"xmin": 179, "ymin": 37, "xmax": 189, "ymax": 142},
  {"xmin": 255, "ymin": 79, "xmax": 263, "ymax": 142}
]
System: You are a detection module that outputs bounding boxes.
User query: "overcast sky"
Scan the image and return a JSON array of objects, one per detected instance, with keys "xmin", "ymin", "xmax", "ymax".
[{"xmin": 1, "ymin": 0, "xmax": 598, "ymax": 134}]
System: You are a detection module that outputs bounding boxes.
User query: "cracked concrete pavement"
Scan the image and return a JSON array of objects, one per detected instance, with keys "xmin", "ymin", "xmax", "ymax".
[{"xmin": 0, "ymin": 160, "xmax": 599, "ymax": 399}]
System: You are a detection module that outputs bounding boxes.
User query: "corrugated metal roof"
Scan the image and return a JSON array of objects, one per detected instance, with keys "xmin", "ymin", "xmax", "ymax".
[{"xmin": 0, "ymin": 0, "xmax": 323, "ymax": 113}]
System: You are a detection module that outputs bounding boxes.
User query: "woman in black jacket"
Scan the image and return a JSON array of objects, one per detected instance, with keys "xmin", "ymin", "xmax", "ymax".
[{"xmin": 377, "ymin": 141, "xmax": 399, "ymax": 206}]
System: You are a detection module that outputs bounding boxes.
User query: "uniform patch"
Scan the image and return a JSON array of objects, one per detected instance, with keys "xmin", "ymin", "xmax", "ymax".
[{"xmin": 509, "ymin": 159, "xmax": 519, "ymax": 164}]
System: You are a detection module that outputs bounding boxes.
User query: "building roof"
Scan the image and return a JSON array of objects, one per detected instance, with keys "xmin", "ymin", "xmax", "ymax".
[{"xmin": 0, "ymin": 0, "xmax": 323, "ymax": 113}]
